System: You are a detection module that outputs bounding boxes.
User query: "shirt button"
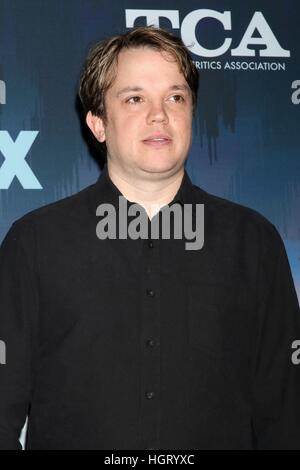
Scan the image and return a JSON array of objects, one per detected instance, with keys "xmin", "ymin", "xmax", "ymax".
[
  {"xmin": 146, "ymin": 289, "xmax": 155, "ymax": 297},
  {"xmin": 148, "ymin": 240, "xmax": 154, "ymax": 248},
  {"xmin": 146, "ymin": 339, "xmax": 156, "ymax": 347},
  {"xmin": 145, "ymin": 391, "xmax": 155, "ymax": 400}
]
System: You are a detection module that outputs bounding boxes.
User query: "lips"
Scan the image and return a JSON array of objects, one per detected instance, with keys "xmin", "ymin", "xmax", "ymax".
[{"xmin": 142, "ymin": 134, "xmax": 172, "ymax": 146}]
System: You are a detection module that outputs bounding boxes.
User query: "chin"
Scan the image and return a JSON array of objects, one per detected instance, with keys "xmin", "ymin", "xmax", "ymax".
[
  {"xmin": 139, "ymin": 157, "xmax": 181, "ymax": 174},
  {"xmin": 141, "ymin": 163, "xmax": 178, "ymax": 175}
]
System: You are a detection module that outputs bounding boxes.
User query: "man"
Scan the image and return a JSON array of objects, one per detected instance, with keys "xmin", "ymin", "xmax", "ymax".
[{"xmin": 0, "ymin": 26, "xmax": 299, "ymax": 450}]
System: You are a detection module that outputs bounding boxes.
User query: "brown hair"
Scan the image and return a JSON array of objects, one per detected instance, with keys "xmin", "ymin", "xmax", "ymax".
[{"xmin": 78, "ymin": 26, "xmax": 199, "ymax": 120}]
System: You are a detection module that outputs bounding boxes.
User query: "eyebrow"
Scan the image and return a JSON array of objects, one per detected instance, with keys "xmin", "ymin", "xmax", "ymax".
[{"xmin": 116, "ymin": 84, "xmax": 190, "ymax": 97}]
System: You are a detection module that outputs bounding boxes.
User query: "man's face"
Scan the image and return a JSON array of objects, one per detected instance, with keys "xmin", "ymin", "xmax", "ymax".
[{"xmin": 87, "ymin": 47, "xmax": 193, "ymax": 179}]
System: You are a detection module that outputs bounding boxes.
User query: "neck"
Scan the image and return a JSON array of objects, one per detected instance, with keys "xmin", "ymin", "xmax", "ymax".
[{"xmin": 106, "ymin": 162, "xmax": 184, "ymax": 220}]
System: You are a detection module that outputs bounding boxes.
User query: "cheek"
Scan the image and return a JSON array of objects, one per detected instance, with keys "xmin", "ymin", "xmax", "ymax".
[
  {"xmin": 116, "ymin": 115, "xmax": 140, "ymax": 137},
  {"xmin": 173, "ymin": 116, "xmax": 192, "ymax": 142},
  {"xmin": 110, "ymin": 119, "xmax": 142, "ymax": 153},
  {"xmin": 106, "ymin": 117, "xmax": 130, "ymax": 143}
]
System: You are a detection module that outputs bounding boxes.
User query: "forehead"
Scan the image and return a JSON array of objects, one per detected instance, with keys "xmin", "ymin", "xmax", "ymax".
[{"xmin": 110, "ymin": 47, "xmax": 187, "ymax": 89}]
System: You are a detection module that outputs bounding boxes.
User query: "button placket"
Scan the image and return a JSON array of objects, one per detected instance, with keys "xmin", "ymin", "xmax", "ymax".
[{"xmin": 139, "ymin": 236, "xmax": 161, "ymax": 448}]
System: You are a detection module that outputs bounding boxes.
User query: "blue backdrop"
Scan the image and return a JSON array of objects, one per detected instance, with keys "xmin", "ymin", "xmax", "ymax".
[{"xmin": 0, "ymin": 0, "xmax": 299, "ymax": 301}]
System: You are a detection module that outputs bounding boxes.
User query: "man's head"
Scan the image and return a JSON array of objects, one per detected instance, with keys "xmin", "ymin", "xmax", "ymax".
[{"xmin": 79, "ymin": 26, "xmax": 199, "ymax": 180}]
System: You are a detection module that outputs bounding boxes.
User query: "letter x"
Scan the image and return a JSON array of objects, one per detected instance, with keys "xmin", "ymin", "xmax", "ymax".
[{"xmin": 0, "ymin": 130, "xmax": 42, "ymax": 189}]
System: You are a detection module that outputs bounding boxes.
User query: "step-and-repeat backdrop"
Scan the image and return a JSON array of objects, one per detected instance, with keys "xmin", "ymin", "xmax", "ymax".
[{"xmin": 0, "ymin": 0, "xmax": 299, "ymax": 301}]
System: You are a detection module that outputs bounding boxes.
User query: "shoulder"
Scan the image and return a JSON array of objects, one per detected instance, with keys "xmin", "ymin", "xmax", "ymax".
[
  {"xmin": 191, "ymin": 183, "xmax": 284, "ymax": 252},
  {"xmin": 2, "ymin": 182, "xmax": 97, "ymax": 244}
]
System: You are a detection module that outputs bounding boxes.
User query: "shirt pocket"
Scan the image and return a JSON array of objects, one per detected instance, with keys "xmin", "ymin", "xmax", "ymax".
[
  {"xmin": 186, "ymin": 282, "xmax": 228, "ymax": 355},
  {"xmin": 185, "ymin": 283, "xmax": 251, "ymax": 416}
]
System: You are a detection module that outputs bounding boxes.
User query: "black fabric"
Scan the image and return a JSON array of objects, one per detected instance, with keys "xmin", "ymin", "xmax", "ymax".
[{"xmin": 0, "ymin": 164, "xmax": 299, "ymax": 449}]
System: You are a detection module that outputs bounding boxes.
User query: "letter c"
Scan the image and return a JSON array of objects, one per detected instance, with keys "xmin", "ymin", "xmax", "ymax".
[{"xmin": 181, "ymin": 9, "xmax": 232, "ymax": 57}]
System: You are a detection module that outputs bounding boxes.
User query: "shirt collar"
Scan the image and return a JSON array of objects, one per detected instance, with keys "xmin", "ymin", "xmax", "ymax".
[{"xmin": 92, "ymin": 163, "xmax": 195, "ymax": 208}]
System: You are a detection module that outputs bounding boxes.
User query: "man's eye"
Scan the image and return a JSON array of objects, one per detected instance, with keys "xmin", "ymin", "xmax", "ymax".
[
  {"xmin": 169, "ymin": 95, "xmax": 185, "ymax": 103},
  {"xmin": 126, "ymin": 96, "xmax": 142, "ymax": 104}
]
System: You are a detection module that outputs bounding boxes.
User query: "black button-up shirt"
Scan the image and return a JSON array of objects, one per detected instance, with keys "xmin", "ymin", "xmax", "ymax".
[{"xmin": 0, "ymin": 164, "xmax": 299, "ymax": 450}]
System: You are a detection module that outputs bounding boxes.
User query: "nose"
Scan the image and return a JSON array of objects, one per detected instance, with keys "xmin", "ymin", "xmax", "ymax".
[{"xmin": 146, "ymin": 100, "xmax": 169, "ymax": 125}]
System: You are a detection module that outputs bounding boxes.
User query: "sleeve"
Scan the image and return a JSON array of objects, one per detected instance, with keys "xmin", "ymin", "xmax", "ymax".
[
  {"xmin": 252, "ymin": 229, "xmax": 300, "ymax": 449},
  {"xmin": 0, "ymin": 222, "xmax": 39, "ymax": 450}
]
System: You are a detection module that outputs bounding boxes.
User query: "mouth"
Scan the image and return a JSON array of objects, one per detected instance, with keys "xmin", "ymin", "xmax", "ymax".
[{"xmin": 142, "ymin": 135, "xmax": 172, "ymax": 148}]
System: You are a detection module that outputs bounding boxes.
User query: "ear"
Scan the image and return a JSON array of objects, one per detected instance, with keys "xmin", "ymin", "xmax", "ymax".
[{"xmin": 85, "ymin": 111, "xmax": 106, "ymax": 142}]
